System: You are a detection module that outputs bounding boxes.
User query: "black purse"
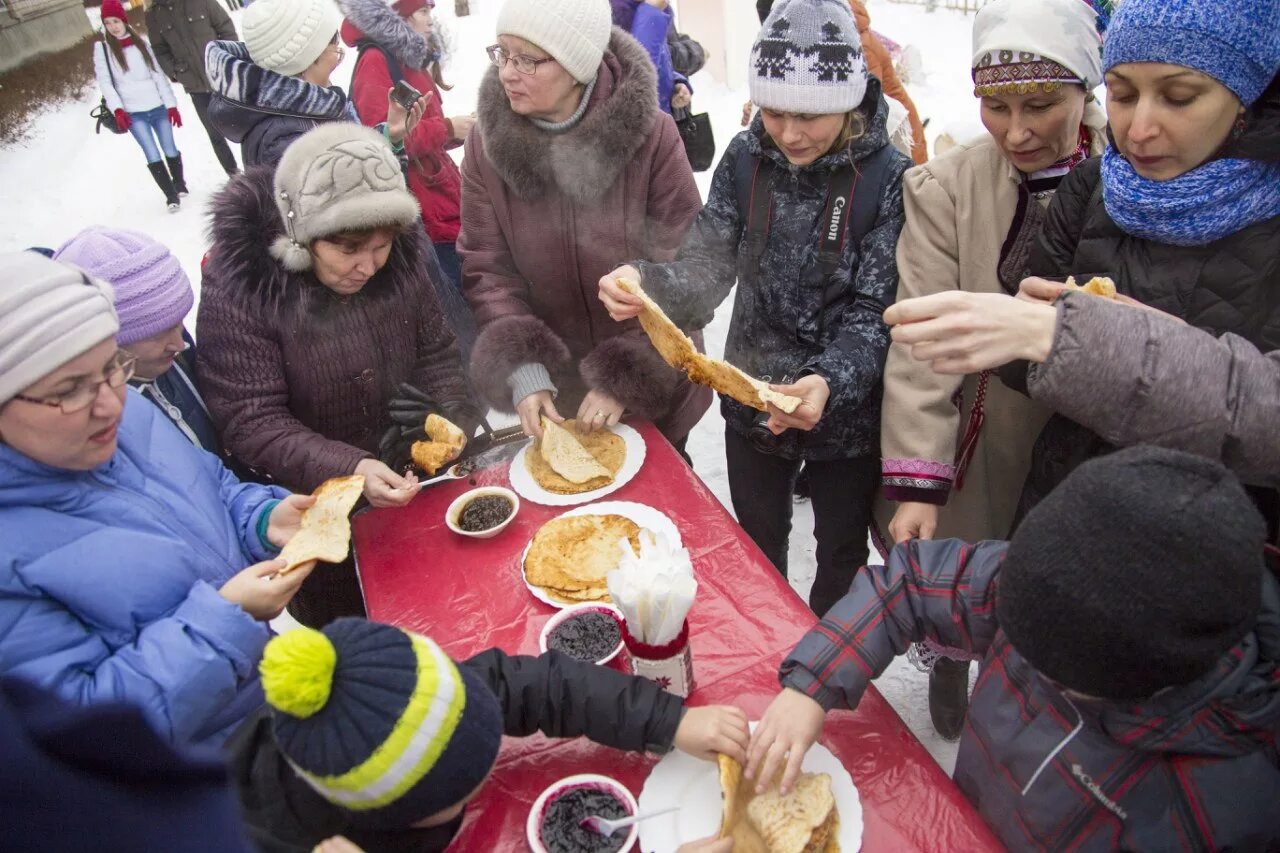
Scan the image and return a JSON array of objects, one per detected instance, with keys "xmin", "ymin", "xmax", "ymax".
[
  {"xmin": 91, "ymin": 42, "xmax": 128, "ymax": 135},
  {"xmin": 673, "ymin": 107, "xmax": 715, "ymax": 172}
]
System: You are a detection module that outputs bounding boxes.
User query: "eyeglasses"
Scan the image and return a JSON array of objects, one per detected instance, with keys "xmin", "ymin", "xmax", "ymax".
[
  {"xmin": 12, "ymin": 351, "xmax": 137, "ymax": 415},
  {"xmin": 486, "ymin": 44, "xmax": 555, "ymax": 75}
]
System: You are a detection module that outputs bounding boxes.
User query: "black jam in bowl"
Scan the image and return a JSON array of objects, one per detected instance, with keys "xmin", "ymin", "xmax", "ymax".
[
  {"xmin": 458, "ymin": 495, "xmax": 513, "ymax": 532},
  {"xmin": 547, "ymin": 611, "xmax": 622, "ymax": 662},
  {"xmin": 539, "ymin": 786, "xmax": 631, "ymax": 853}
]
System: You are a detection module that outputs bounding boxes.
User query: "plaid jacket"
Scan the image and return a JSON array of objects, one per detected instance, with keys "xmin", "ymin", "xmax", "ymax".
[{"xmin": 781, "ymin": 539, "xmax": 1280, "ymax": 851}]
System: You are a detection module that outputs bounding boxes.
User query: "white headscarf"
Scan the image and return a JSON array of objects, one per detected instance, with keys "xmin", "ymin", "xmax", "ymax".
[{"xmin": 971, "ymin": 0, "xmax": 1103, "ymax": 91}]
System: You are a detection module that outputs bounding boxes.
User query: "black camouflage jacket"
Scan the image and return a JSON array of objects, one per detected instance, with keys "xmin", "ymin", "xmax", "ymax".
[{"xmin": 638, "ymin": 90, "xmax": 909, "ymax": 460}]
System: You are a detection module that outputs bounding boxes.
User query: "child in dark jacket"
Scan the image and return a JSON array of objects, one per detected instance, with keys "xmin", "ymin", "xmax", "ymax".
[
  {"xmin": 749, "ymin": 446, "xmax": 1280, "ymax": 851},
  {"xmin": 230, "ymin": 618, "xmax": 748, "ymax": 852}
]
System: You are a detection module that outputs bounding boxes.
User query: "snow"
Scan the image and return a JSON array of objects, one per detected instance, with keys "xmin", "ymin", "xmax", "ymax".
[{"xmin": 0, "ymin": 0, "xmax": 985, "ymax": 772}]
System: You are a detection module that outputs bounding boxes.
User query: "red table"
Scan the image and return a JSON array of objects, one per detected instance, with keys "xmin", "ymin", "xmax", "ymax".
[{"xmin": 353, "ymin": 421, "xmax": 1001, "ymax": 852}]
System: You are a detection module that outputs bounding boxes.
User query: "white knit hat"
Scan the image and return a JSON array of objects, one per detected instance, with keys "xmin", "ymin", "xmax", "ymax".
[
  {"xmin": 495, "ymin": 0, "xmax": 612, "ymax": 84},
  {"xmin": 749, "ymin": 0, "xmax": 868, "ymax": 115},
  {"xmin": 243, "ymin": 0, "xmax": 343, "ymax": 77},
  {"xmin": 270, "ymin": 123, "xmax": 422, "ymax": 271},
  {"xmin": 0, "ymin": 252, "xmax": 118, "ymax": 406}
]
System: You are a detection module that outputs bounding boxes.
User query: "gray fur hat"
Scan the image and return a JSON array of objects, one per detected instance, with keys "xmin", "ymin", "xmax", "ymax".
[
  {"xmin": 750, "ymin": 0, "xmax": 867, "ymax": 115},
  {"xmin": 270, "ymin": 123, "xmax": 421, "ymax": 272}
]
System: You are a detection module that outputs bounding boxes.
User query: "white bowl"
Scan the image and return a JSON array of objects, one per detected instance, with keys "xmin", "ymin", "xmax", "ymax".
[
  {"xmin": 526, "ymin": 773, "xmax": 639, "ymax": 853},
  {"xmin": 445, "ymin": 486, "xmax": 519, "ymax": 539},
  {"xmin": 539, "ymin": 603, "xmax": 625, "ymax": 665}
]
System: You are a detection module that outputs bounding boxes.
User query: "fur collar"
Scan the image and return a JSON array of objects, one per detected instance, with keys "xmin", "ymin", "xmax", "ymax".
[
  {"xmin": 206, "ymin": 167, "xmax": 423, "ymax": 317},
  {"xmin": 338, "ymin": 0, "xmax": 439, "ymax": 71},
  {"xmin": 476, "ymin": 28, "xmax": 658, "ymax": 203}
]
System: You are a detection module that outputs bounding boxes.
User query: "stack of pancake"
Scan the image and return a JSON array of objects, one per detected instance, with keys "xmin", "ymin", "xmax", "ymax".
[
  {"xmin": 524, "ymin": 514, "xmax": 642, "ymax": 604},
  {"xmin": 526, "ymin": 417, "xmax": 627, "ymax": 495}
]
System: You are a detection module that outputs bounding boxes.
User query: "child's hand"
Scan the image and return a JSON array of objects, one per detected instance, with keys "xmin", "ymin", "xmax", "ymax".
[
  {"xmin": 745, "ymin": 688, "xmax": 825, "ymax": 795},
  {"xmin": 673, "ymin": 704, "xmax": 750, "ymax": 764},
  {"xmin": 765, "ymin": 375, "xmax": 830, "ymax": 434},
  {"xmin": 677, "ymin": 836, "xmax": 732, "ymax": 852}
]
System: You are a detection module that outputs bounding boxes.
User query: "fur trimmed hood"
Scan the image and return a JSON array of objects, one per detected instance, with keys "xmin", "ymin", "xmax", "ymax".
[
  {"xmin": 205, "ymin": 166, "xmax": 425, "ymax": 317},
  {"xmin": 338, "ymin": 0, "xmax": 441, "ymax": 71},
  {"xmin": 476, "ymin": 28, "xmax": 659, "ymax": 203}
]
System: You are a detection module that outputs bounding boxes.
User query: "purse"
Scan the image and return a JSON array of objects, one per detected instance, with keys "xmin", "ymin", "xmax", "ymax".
[
  {"xmin": 673, "ymin": 107, "xmax": 715, "ymax": 173},
  {"xmin": 91, "ymin": 42, "xmax": 128, "ymax": 135}
]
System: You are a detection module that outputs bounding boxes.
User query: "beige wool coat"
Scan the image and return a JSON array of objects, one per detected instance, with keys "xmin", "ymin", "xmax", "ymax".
[{"xmin": 875, "ymin": 112, "xmax": 1106, "ymax": 548}]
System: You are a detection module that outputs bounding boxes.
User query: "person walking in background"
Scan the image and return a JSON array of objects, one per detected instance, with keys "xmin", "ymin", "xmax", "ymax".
[
  {"xmin": 600, "ymin": 0, "xmax": 911, "ymax": 617},
  {"xmin": 94, "ymin": 0, "xmax": 187, "ymax": 212},
  {"xmin": 199, "ymin": 123, "xmax": 480, "ymax": 627},
  {"xmin": 460, "ymin": 0, "xmax": 711, "ymax": 449},
  {"xmin": 146, "ymin": 0, "xmax": 242, "ymax": 176},
  {"xmin": 205, "ymin": 0, "xmax": 424, "ymax": 169},
  {"xmin": 875, "ymin": 0, "xmax": 1106, "ymax": 741},
  {"xmin": 610, "ymin": 0, "xmax": 691, "ymax": 116},
  {"xmin": 52, "ymin": 226, "xmax": 241, "ymax": 475},
  {"xmin": 339, "ymin": 0, "xmax": 478, "ymax": 358}
]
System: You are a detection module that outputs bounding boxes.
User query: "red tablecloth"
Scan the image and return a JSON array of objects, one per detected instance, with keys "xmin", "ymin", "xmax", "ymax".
[{"xmin": 353, "ymin": 421, "xmax": 1001, "ymax": 852}]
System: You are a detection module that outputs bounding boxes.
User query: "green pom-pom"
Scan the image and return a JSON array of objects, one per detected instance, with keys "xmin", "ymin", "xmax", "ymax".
[{"xmin": 261, "ymin": 627, "xmax": 337, "ymax": 719}]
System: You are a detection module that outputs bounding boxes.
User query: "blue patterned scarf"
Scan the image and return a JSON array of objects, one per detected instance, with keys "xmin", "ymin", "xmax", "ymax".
[{"xmin": 1102, "ymin": 146, "xmax": 1280, "ymax": 247}]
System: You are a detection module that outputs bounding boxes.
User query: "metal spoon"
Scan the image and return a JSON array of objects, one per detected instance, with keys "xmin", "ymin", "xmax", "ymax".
[{"xmin": 580, "ymin": 805, "xmax": 681, "ymax": 837}]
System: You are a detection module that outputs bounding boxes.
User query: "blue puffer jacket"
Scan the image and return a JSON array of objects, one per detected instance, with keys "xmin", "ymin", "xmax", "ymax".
[{"xmin": 0, "ymin": 392, "xmax": 288, "ymax": 748}]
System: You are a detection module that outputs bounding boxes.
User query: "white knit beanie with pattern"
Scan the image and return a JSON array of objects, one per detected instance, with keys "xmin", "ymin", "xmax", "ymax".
[
  {"xmin": 495, "ymin": 0, "xmax": 612, "ymax": 84},
  {"xmin": 749, "ymin": 0, "xmax": 868, "ymax": 115},
  {"xmin": 243, "ymin": 0, "xmax": 342, "ymax": 76}
]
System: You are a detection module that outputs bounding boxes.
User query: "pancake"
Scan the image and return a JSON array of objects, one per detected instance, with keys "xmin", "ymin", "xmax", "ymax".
[
  {"xmin": 277, "ymin": 475, "xmax": 365, "ymax": 574},
  {"xmin": 410, "ymin": 413, "xmax": 466, "ymax": 475},
  {"xmin": 717, "ymin": 755, "xmax": 839, "ymax": 853},
  {"xmin": 525, "ymin": 420, "xmax": 626, "ymax": 495},
  {"xmin": 1063, "ymin": 275, "xmax": 1118, "ymax": 299},
  {"xmin": 524, "ymin": 514, "xmax": 642, "ymax": 604}
]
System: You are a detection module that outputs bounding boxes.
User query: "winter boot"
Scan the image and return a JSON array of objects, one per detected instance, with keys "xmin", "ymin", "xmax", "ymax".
[
  {"xmin": 147, "ymin": 161, "xmax": 181, "ymax": 212},
  {"xmin": 928, "ymin": 657, "xmax": 971, "ymax": 741},
  {"xmin": 166, "ymin": 154, "xmax": 189, "ymax": 197}
]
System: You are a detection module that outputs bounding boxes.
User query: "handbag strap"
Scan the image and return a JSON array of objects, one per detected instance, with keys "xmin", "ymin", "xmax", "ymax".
[{"xmin": 100, "ymin": 40, "xmax": 119, "ymax": 95}]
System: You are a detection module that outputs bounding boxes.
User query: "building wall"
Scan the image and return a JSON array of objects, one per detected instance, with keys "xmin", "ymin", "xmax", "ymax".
[
  {"xmin": 675, "ymin": 0, "xmax": 761, "ymax": 89},
  {"xmin": 0, "ymin": 0, "xmax": 94, "ymax": 73}
]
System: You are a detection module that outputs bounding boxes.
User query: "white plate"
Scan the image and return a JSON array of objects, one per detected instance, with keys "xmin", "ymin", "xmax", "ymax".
[
  {"xmin": 508, "ymin": 422, "xmax": 646, "ymax": 506},
  {"xmin": 520, "ymin": 502, "xmax": 682, "ymax": 609},
  {"xmin": 637, "ymin": 723, "xmax": 863, "ymax": 852}
]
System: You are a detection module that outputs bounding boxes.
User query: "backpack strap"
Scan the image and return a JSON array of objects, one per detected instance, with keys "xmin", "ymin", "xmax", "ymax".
[{"xmin": 351, "ymin": 42, "xmax": 404, "ymax": 94}]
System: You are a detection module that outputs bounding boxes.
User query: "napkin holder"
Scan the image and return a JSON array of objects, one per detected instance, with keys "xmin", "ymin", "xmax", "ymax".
[{"xmin": 621, "ymin": 619, "xmax": 693, "ymax": 697}]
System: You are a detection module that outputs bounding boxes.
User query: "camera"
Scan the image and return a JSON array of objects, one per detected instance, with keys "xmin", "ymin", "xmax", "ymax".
[
  {"xmin": 748, "ymin": 411, "xmax": 784, "ymax": 455},
  {"xmin": 391, "ymin": 80, "xmax": 423, "ymax": 111}
]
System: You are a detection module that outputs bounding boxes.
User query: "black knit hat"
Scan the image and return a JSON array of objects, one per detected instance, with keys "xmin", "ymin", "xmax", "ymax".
[{"xmin": 997, "ymin": 446, "xmax": 1265, "ymax": 701}]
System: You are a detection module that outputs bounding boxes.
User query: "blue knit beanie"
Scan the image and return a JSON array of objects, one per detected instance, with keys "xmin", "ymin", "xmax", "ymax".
[
  {"xmin": 259, "ymin": 618, "xmax": 504, "ymax": 829},
  {"xmin": 1103, "ymin": 0, "xmax": 1280, "ymax": 106}
]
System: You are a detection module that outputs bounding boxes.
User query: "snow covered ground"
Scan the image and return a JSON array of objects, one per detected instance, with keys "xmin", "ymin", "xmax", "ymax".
[{"xmin": 0, "ymin": 0, "xmax": 986, "ymax": 771}]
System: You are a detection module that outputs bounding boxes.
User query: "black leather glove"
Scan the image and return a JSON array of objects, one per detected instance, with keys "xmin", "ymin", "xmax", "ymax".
[{"xmin": 379, "ymin": 383, "xmax": 442, "ymax": 470}]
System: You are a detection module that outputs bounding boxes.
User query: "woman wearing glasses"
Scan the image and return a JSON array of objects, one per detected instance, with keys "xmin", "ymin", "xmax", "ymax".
[
  {"xmin": 204, "ymin": 0, "xmax": 424, "ymax": 168},
  {"xmin": 0, "ymin": 252, "xmax": 316, "ymax": 750},
  {"xmin": 460, "ymin": 0, "xmax": 711, "ymax": 448}
]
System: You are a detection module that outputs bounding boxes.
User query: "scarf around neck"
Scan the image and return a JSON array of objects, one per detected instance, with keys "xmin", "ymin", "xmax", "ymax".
[{"xmin": 1102, "ymin": 146, "xmax": 1280, "ymax": 247}]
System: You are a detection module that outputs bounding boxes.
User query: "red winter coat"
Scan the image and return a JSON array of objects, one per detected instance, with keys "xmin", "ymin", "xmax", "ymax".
[
  {"xmin": 340, "ymin": 20, "xmax": 461, "ymax": 244},
  {"xmin": 460, "ymin": 29, "xmax": 712, "ymax": 443}
]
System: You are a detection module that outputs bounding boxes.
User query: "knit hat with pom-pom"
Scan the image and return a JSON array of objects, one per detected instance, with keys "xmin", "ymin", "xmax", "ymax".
[
  {"xmin": 260, "ymin": 619, "xmax": 503, "ymax": 828},
  {"xmin": 269, "ymin": 122, "xmax": 420, "ymax": 272}
]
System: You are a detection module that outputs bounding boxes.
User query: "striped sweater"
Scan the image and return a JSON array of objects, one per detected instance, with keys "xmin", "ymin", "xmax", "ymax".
[{"xmin": 781, "ymin": 538, "xmax": 1280, "ymax": 850}]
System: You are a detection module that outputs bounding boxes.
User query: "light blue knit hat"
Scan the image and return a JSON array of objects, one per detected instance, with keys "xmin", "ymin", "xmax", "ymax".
[{"xmin": 1102, "ymin": 0, "xmax": 1280, "ymax": 106}]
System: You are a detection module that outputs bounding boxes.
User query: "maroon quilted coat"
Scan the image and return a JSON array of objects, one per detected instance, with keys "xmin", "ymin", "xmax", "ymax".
[
  {"xmin": 459, "ymin": 28, "xmax": 711, "ymax": 443},
  {"xmin": 197, "ymin": 167, "xmax": 479, "ymax": 493}
]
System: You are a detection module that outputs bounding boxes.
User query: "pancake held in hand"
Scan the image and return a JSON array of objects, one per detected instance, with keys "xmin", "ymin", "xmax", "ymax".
[
  {"xmin": 410, "ymin": 413, "xmax": 466, "ymax": 475},
  {"xmin": 525, "ymin": 419, "xmax": 626, "ymax": 495},
  {"xmin": 1063, "ymin": 275, "xmax": 1118, "ymax": 299},
  {"xmin": 277, "ymin": 475, "xmax": 365, "ymax": 574},
  {"xmin": 616, "ymin": 277, "xmax": 802, "ymax": 415},
  {"xmin": 524, "ymin": 514, "xmax": 641, "ymax": 604},
  {"xmin": 717, "ymin": 755, "xmax": 839, "ymax": 853}
]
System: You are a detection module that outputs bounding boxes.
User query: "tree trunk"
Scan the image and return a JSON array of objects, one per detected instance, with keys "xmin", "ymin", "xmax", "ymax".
[{"xmin": 454, "ymin": 0, "xmax": 470, "ymax": 16}]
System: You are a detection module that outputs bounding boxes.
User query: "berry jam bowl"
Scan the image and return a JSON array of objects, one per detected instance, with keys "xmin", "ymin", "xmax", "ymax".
[
  {"xmin": 526, "ymin": 773, "xmax": 638, "ymax": 853},
  {"xmin": 445, "ymin": 486, "xmax": 519, "ymax": 539},
  {"xmin": 539, "ymin": 604, "xmax": 625, "ymax": 666}
]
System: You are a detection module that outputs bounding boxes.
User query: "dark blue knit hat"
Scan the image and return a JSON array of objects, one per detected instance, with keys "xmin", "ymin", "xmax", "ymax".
[
  {"xmin": 1103, "ymin": 0, "xmax": 1280, "ymax": 106},
  {"xmin": 259, "ymin": 618, "xmax": 504, "ymax": 829}
]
